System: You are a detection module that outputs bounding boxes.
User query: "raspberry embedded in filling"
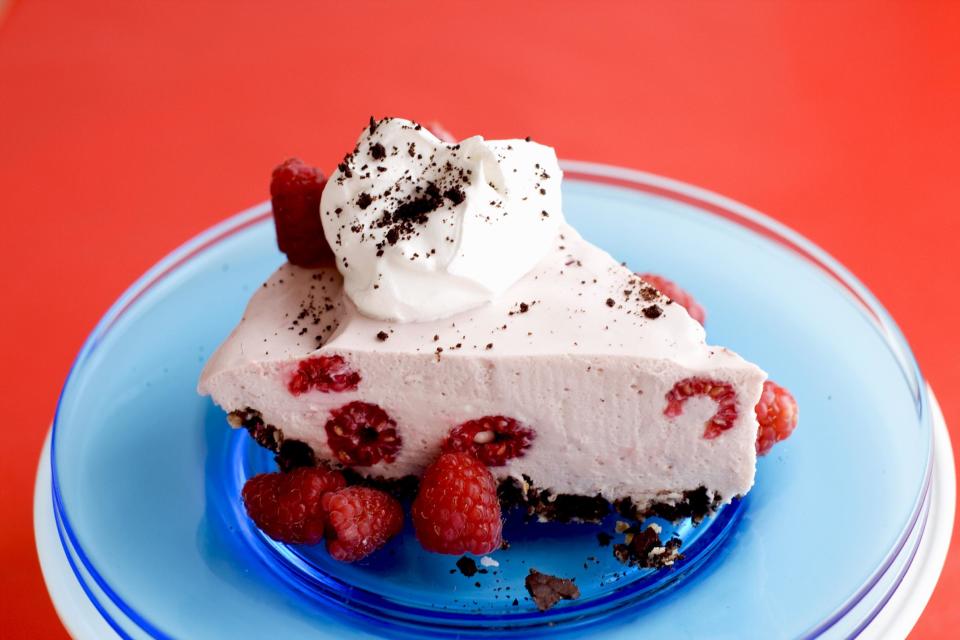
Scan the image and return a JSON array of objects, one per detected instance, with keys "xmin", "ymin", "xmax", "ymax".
[
  {"xmin": 664, "ymin": 377, "xmax": 738, "ymax": 439},
  {"xmin": 325, "ymin": 401, "xmax": 402, "ymax": 466},
  {"xmin": 442, "ymin": 416, "xmax": 535, "ymax": 466},
  {"xmin": 288, "ymin": 355, "xmax": 361, "ymax": 395}
]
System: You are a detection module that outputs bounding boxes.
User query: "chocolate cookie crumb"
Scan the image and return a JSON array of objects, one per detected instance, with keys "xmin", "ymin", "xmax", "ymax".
[
  {"xmin": 456, "ymin": 556, "xmax": 478, "ymax": 577},
  {"xmin": 525, "ymin": 569, "xmax": 580, "ymax": 611},
  {"xmin": 605, "ymin": 298, "xmax": 615, "ymax": 307},
  {"xmin": 640, "ymin": 286, "xmax": 659, "ymax": 301},
  {"xmin": 230, "ymin": 408, "xmax": 282, "ymax": 452},
  {"xmin": 642, "ymin": 304, "xmax": 663, "ymax": 319},
  {"xmin": 356, "ymin": 192, "xmax": 373, "ymax": 210},
  {"xmin": 613, "ymin": 525, "xmax": 684, "ymax": 569},
  {"xmin": 376, "ymin": 330, "xmax": 389, "ymax": 341},
  {"xmin": 615, "ymin": 486, "xmax": 720, "ymax": 524},
  {"xmin": 369, "ymin": 142, "xmax": 386, "ymax": 160},
  {"xmin": 339, "ymin": 470, "xmax": 420, "ymax": 501},
  {"xmin": 444, "ymin": 186, "xmax": 466, "ymax": 205},
  {"xmin": 275, "ymin": 438, "xmax": 316, "ymax": 472}
]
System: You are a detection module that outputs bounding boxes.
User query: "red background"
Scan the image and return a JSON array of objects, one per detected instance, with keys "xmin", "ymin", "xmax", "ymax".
[{"xmin": 1, "ymin": 1, "xmax": 957, "ymax": 637}]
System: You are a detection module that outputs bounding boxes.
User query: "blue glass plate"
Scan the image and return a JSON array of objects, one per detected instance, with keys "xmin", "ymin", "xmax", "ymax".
[{"xmin": 50, "ymin": 162, "xmax": 932, "ymax": 639}]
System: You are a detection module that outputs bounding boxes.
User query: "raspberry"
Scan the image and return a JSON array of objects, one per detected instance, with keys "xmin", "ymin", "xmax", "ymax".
[
  {"xmin": 425, "ymin": 121, "xmax": 456, "ymax": 143},
  {"xmin": 288, "ymin": 355, "xmax": 361, "ymax": 395},
  {"xmin": 321, "ymin": 487, "xmax": 404, "ymax": 562},
  {"xmin": 241, "ymin": 466, "xmax": 346, "ymax": 545},
  {"xmin": 412, "ymin": 453, "xmax": 503, "ymax": 555},
  {"xmin": 755, "ymin": 380, "xmax": 799, "ymax": 455},
  {"xmin": 664, "ymin": 377, "xmax": 738, "ymax": 439},
  {"xmin": 271, "ymin": 158, "xmax": 335, "ymax": 267},
  {"xmin": 442, "ymin": 416, "xmax": 535, "ymax": 466},
  {"xmin": 325, "ymin": 401, "xmax": 402, "ymax": 466},
  {"xmin": 637, "ymin": 273, "xmax": 706, "ymax": 325}
]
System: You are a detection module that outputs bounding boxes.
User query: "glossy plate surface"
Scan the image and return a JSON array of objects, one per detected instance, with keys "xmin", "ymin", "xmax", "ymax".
[{"xmin": 50, "ymin": 163, "xmax": 932, "ymax": 638}]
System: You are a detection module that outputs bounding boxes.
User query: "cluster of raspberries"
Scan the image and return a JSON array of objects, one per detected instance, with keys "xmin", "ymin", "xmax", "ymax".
[{"xmin": 242, "ymin": 413, "xmax": 533, "ymax": 561}]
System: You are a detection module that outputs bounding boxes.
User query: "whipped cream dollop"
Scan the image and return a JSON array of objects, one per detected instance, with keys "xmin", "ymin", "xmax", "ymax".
[{"xmin": 320, "ymin": 118, "xmax": 563, "ymax": 322}]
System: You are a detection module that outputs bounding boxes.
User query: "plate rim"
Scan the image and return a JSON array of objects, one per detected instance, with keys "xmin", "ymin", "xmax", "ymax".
[
  {"xmin": 47, "ymin": 161, "xmax": 935, "ymax": 639},
  {"xmin": 35, "ymin": 392, "xmax": 954, "ymax": 639}
]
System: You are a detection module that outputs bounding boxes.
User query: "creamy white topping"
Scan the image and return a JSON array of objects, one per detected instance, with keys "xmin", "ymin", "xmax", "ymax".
[{"xmin": 320, "ymin": 118, "xmax": 563, "ymax": 322}]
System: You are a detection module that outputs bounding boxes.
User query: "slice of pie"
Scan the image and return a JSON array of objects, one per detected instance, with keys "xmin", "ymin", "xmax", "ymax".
[{"xmin": 199, "ymin": 118, "xmax": 767, "ymax": 524}]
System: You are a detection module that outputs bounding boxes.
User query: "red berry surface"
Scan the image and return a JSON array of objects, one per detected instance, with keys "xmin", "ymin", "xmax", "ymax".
[
  {"xmin": 325, "ymin": 401, "xmax": 402, "ymax": 466},
  {"xmin": 412, "ymin": 452, "xmax": 503, "ymax": 555},
  {"xmin": 442, "ymin": 416, "xmax": 535, "ymax": 466},
  {"xmin": 241, "ymin": 466, "xmax": 346, "ymax": 545},
  {"xmin": 637, "ymin": 273, "xmax": 706, "ymax": 325},
  {"xmin": 288, "ymin": 355, "xmax": 361, "ymax": 395},
  {"xmin": 664, "ymin": 377, "xmax": 738, "ymax": 439},
  {"xmin": 425, "ymin": 121, "xmax": 456, "ymax": 143},
  {"xmin": 755, "ymin": 380, "xmax": 799, "ymax": 455},
  {"xmin": 271, "ymin": 158, "xmax": 335, "ymax": 267},
  {"xmin": 321, "ymin": 486, "xmax": 404, "ymax": 562}
]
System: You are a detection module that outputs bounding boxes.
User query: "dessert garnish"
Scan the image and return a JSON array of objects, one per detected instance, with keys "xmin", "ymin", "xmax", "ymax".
[
  {"xmin": 755, "ymin": 380, "xmax": 800, "ymax": 455},
  {"xmin": 412, "ymin": 452, "xmax": 503, "ymax": 555},
  {"xmin": 637, "ymin": 273, "xmax": 706, "ymax": 325},
  {"xmin": 270, "ymin": 158, "xmax": 334, "ymax": 267},
  {"xmin": 612, "ymin": 523, "xmax": 683, "ymax": 568},
  {"xmin": 525, "ymin": 569, "xmax": 581, "ymax": 611},
  {"xmin": 242, "ymin": 465, "xmax": 346, "ymax": 545},
  {"xmin": 321, "ymin": 486, "xmax": 404, "ymax": 562}
]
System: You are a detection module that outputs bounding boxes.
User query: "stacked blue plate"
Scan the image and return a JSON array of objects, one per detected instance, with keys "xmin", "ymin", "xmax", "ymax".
[{"xmin": 35, "ymin": 163, "xmax": 954, "ymax": 639}]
